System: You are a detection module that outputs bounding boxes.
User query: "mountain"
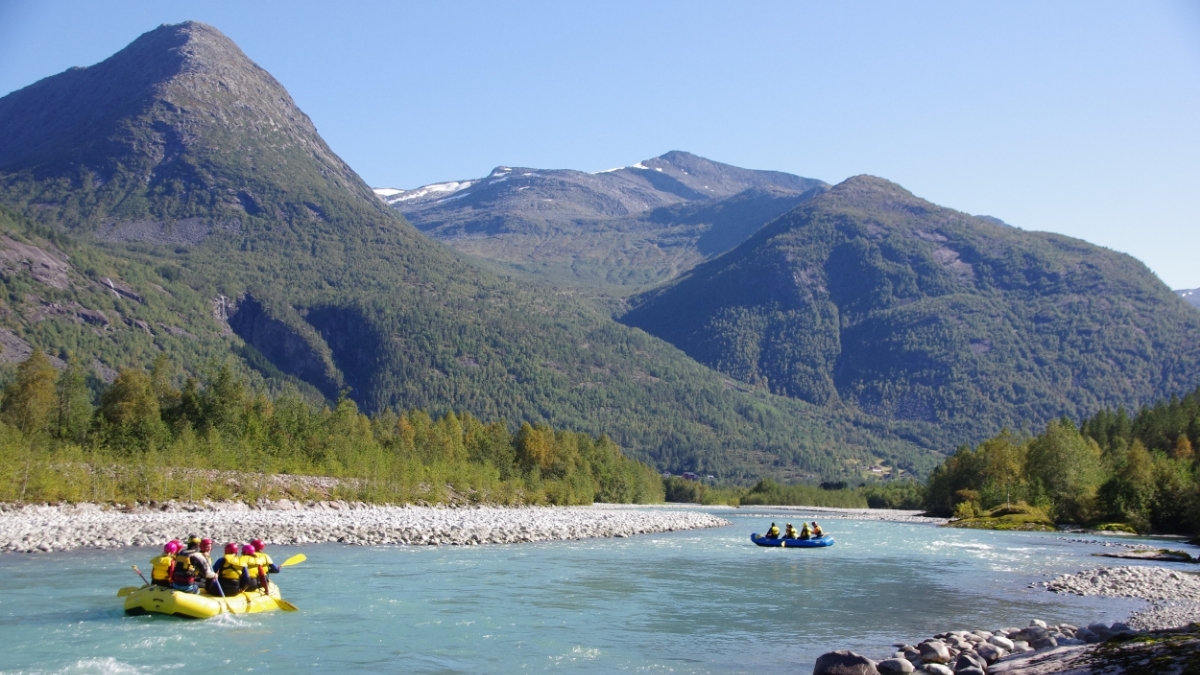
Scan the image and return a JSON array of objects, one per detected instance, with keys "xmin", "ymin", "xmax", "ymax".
[
  {"xmin": 0, "ymin": 22, "xmax": 940, "ymax": 481},
  {"xmin": 1178, "ymin": 288, "xmax": 1200, "ymax": 310},
  {"xmin": 622, "ymin": 176, "xmax": 1200, "ymax": 443},
  {"xmin": 378, "ymin": 152, "xmax": 827, "ymax": 289}
]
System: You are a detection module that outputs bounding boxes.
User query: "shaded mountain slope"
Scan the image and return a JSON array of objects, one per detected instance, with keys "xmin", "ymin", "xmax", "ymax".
[
  {"xmin": 381, "ymin": 152, "xmax": 827, "ymax": 290},
  {"xmin": 0, "ymin": 22, "xmax": 940, "ymax": 480},
  {"xmin": 623, "ymin": 176, "xmax": 1200, "ymax": 443},
  {"xmin": 1178, "ymin": 288, "xmax": 1200, "ymax": 310}
]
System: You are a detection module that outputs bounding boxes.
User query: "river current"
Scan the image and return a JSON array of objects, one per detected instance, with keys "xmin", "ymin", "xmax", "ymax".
[{"xmin": 2, "ymin": 506, "xmax": 1195, "ymax": 674}]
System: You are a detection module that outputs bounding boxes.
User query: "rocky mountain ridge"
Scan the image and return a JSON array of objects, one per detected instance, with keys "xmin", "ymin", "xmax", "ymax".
[{"xmin": 376, "ymin": 152, "xmax": 827, "ymax": 289}]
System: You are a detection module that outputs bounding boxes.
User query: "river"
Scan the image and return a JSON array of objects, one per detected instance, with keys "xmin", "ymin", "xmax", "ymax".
[{"xmin": 2, "ymin": 506, "xmax": 1194, "ymax": 674}]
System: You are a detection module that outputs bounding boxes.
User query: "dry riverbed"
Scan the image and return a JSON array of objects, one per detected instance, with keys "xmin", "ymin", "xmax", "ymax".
[{"xmin": 0, "ymin": 500, "xmax": 730, "ymax": 553}]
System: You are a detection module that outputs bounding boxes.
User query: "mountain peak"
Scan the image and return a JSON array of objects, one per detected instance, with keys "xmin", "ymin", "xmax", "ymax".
[{"xmin": 0, "ymin": 20, "xmax": 380, "ymax": 229}]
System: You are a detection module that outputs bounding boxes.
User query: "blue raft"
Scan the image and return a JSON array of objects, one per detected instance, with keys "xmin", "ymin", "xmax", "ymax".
[{"xmin": 750, "ymin": 533, "xmax": 835, "ymax": 548}]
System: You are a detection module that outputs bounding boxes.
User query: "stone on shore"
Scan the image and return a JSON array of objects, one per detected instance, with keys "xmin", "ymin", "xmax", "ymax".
[
  {"xmin": 917, "ymin": 640, "xmax": 950, "ymax": 663},
  {"xmin": 874, "ymin": 657, "xmax": 913, "ymax": 673},
  {"xmin": 812, "ymin": 650, "xmax": 879, "ymax": 675},
  {"xmin": 921, "ymin": 665, "xmax": 953, "ymax": 675}
]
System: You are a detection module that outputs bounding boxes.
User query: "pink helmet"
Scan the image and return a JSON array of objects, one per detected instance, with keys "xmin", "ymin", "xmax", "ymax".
[
  {"xmin": 163, "ymin": 541, "xmax": 180, "ymax": 554},
  {"xmin": 250, "ymin": 538, "xmax": 264, "ymax": 551},
  {"xmin": 224, "ymin": 542, "xmax": 238, "ymax": 555},
  {"xmin": 242, "ymin": 544, "xmax": 256, "ymax": 555}
]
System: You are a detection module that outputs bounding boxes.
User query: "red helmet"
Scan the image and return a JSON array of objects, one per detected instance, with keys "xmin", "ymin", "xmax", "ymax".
[
  {"xmin": 242, "ymin": 544, "xmax": 256, "ymax": 555},
  {"xmin": 250, "ymin": 538, "xmax": 264, "ymax": 551},
  {"xmin": 224, "ymin": 543, "xmax": 238, "ymax": 555},
  {"xmin": 164, "ymin": 541, "xmax": 180, "ymax": 554},
  {"xmin": 200, "ymin": 538, "xmax": 213, "ymax": 551}
]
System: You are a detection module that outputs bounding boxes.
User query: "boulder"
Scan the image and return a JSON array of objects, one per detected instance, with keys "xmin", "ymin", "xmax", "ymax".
[
  {"xmin": 812, "ymin": 650, "xmax": 879, "ymax": 675},
  {"xmin": 1110, "ymin": 622, "xmax": 1134, "ymax": 634},
  {"xmin": 954, "ymin": 652, "xmax": 988, "ymax": 672},
  {"xmin": 956, "ymin": 668, "xmax": 985, "ymax": 675},
  {"xmin": 988, "ymin": 635, "xmax": 1015, "ymax": 651},
  {"xmin": 1030, "ymin": 636, "xmax": 1058, "ymax": 650},
  {"xmin": 918, "ymin": 640, "xmax": 951, "ymax": 664},
  {"xmin": 923, "ymin": 665, "xmax": 954, "ymax": 675},
  {"xmin": 875, "ymin": 657, "xmax": 914, "ymax": 674},
  {"xmin": 976, "ymin": 643, "xmax": 1004, "ymax": 663},
  {"xmin": 1029, "ymin": 619, "xmax": 1048, "ymax": 628}
]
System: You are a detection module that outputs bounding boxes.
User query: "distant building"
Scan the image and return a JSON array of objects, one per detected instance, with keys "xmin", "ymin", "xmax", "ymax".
[
  {"xmin": 868, "ymin": 465, "xmax": 884, "ymax": 473},
  {"xmin": 661, "ymin": 471, "xmax": 672, "ymax": 479},
  {"xmin": 682, "ymin": 472, "xmax": 699, "ymax": 481}
]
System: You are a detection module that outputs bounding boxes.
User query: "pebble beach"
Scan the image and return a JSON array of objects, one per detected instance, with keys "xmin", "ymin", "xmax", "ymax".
[{"xmin": 0, "ymin": 500, "xmax": 731, "ymax": 553}]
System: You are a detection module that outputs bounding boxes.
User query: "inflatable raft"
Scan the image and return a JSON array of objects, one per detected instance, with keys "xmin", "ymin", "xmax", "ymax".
[
  {"xmin": 750, "ymin": 533, "xmax": 835, "ymax": 548},
  {"xmin": 124, "ymin": 583, "xmax": 287, "ymax": 619}
]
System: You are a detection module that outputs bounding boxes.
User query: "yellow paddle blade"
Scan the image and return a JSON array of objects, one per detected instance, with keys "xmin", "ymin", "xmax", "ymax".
[
  {"xmin": 276, "ymin": 598, "xmax": 299, "ymax": 612},
  {"xmin": 117, "ymin": 586, "xmax": 141, "ymax": 597},
  {"xmin": 280, "ymin": 554, "xmax": 306, "ymax": 567}
]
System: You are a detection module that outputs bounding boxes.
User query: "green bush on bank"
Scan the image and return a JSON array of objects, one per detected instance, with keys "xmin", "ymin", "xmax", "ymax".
[
  {"xmin": 0, "ymin": 351, "xmax": 664, "ymax": 506},
  {"xmin": 662, "ymin": 476, "xmax": 925, "ymax": 509}
]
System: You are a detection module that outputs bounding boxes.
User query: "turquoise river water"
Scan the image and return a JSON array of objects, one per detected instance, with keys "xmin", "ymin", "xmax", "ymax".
[{"xmin": 2, "ymin": 506, "xmax": 1197, "ymax": 674}]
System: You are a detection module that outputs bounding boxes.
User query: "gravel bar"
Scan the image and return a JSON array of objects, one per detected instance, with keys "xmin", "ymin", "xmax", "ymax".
[{"xmin": 0, "ymin": 501, "xmax": 731, "ymax": 553}]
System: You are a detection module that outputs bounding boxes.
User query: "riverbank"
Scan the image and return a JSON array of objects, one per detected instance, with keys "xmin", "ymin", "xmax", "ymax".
[
  {"xmin": 0, "ymin": 501, "xmax": 731, "ymax": 552},
  {"xmin": 815, "ymin": 563, "xmax": 1200, "ymax": 674}
]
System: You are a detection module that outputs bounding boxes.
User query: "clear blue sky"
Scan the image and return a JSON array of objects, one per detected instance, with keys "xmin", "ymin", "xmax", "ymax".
[{"xmin": 2, "ymin": 1, "xmax": 1198, "ymax": 288}]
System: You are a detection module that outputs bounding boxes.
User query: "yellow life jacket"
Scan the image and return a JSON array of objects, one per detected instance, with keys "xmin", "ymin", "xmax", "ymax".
[
  {"xmin": 218, "ymin": 553, "xmax": 244, "ymax": 581},
  {"xmin": 241, "ymin": 554, "xmax": 262, "ymax": 578},
  {"xmin": 765, "ymin": 526, "xmax": 780, "ymax": 538},
  {"xmin": 150, "ymin": 555, "xmax": 174, "ymax": 582},
  {"xmin": 254, "ymin": 552, "xmax": 274, "ymax": 574},
  {"xmin": 800, "ymin": 524, "xmax": 811, "ymax": 537}
]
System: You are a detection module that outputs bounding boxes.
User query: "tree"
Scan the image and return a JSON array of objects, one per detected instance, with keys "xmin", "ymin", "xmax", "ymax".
[
  {"xmin": 55, "ymin": 353, "xmax": 93, "ymax": 442},
  {"xmin": 1172, "ymin": 435, "xmax": 1194, "ymax": 462},
  {"xmin": 1024, "ymin": 419, "xmax": 1103, "ymax": 523},
  {"xmin": 96, "ymin": 368, "xmax": 168, "ymax": 449},
  {"xmin": 1, "ymin": 351, "xmax": 59, "ymax": 436}
]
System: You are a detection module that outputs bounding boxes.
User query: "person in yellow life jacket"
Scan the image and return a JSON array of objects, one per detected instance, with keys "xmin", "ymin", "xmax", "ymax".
[
  {"xmin": 212, "ymin": 542, "xmax": 250, "ymax": 596},
  {"xmin": 240, "ymin": 543, "xmax": 263, "ymax": 592},
  {"xmin": 171, "ymin": 536, "xmax": 214, "ymax": 594},
  {"xmin": 249, "ymin": 539, "xmax": 280, "ymax": 592},
  {"xmin": 811, "ymin": 522, "xmax": 824, "ymax": 537},
  {"xmin": 783, "ymin": 523, "xmax": 797, "ymax": 539},
  {"xmin": 799, "ymin": 522, "xmax": 812, "ymax": 540},
  {"xmin": 150, "ymin": 541, "xmax": 180, "ymax": 587},
  {"xmin": 765, "ymin": 523, "xmax": 780, "ymax": 539}
]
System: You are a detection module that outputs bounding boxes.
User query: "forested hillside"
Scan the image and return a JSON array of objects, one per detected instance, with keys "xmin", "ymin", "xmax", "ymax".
[
  {"xmin": 926, "ymin": 387, "xmax": 1200, "ymax": 534},
  {"xmin": 623, "ymin": 176, "xmax": 1200, "ymax": 446},
  {"xmin": 0, "ymin": 22, "xmax": 941, "ymax": 481}
]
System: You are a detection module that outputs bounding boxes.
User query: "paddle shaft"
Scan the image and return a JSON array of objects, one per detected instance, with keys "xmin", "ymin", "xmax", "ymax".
[{"xmin": 130, "ymin": 565, "xmax": 150, "ymax": 585}]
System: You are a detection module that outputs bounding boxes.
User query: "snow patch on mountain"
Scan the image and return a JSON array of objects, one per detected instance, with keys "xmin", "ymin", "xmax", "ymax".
[{"xmin": 373, "ymin": 181, "xmax": 475, "ymax": 205}]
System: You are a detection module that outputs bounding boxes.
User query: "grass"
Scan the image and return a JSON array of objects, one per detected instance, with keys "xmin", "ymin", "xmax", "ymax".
[{"xmin": 944, "ymin": 503, "xmax": 1056, "ymax": 531}]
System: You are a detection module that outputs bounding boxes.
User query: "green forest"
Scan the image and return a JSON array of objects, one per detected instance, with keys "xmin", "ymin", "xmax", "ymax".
[
  {"xmin": 924, "ymin": 387, "xmax": 1200, "ymax": 535},
  {"xmin": 0, "ymin": 351, "xmax": 664, "ymax": 506}
]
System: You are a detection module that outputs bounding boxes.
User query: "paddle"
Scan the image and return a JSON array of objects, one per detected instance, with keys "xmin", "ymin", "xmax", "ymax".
[
  {"xmin": 213, "ymin": 573, "xmax": 236, "ymax": 615},
  {"xmin": 280, "ymin": 553, "xmax": 306, "ymax": 567},
  {"xmin": 130, "ymin": 565, "xmax": 150, "ymax": 585}
]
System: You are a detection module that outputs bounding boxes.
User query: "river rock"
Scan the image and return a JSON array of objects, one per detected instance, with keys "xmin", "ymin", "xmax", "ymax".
[
  {"xmin": 975, "ymin": 643, "xmax": 1004, "ymax": 663},
  {"xmin": 987, "ymin": 635, "xmax": 1015, "ymax": 651},
  {"xmin": 1030, "ymin": 636, "xmax": 1058, "ymax": 650},
  {"xmin": 918, "ymin": 640, "xmax": 950, "ymax": 663},
  {"xmin": 954, "ymin": 652, "xmax": 987, "ymax": 672},
  {"xmin": 875, "ymin": 657, "xmax": 914, "ymax": 674},
  {"xmin": 812, "ymin": 650, "xmax": 879, "ymax": 675},
  {"xmin": 922, "ymin": 665, "xmax": 953, "ymax": 675},
  {"xmin": 956, "ymin": 668, "xmax": 985, "ymax": 675}
]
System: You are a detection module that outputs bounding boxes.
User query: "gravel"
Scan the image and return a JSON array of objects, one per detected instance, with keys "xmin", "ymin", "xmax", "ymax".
[
  {"xmin": 0, "ymin": 501, "xmax": 731, "ymax": 552},
  {"xmin": 1039, "ymin": 565, "xmax": 1200, "ymax": 602}
]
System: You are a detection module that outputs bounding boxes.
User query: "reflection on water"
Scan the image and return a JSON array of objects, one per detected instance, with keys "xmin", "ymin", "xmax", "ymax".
[{"xmin": 2, "ymin": 508, "xmax": 1196, "ymax": 674}]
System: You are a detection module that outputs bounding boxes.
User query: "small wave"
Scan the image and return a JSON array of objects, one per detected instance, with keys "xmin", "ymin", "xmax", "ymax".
[
  {"xmin": 11, "ymin": 657, "xmax": 175, "ymax": 675},
  {"xmin": 928, "ymin": 540, "xmax": 993, "ymax": 550}
]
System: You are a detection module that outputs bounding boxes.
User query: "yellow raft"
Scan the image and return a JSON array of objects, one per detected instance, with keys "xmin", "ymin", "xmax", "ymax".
[{"xmin": 124, "ymin": 583, "xmax": 287, "ymax": 619}]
